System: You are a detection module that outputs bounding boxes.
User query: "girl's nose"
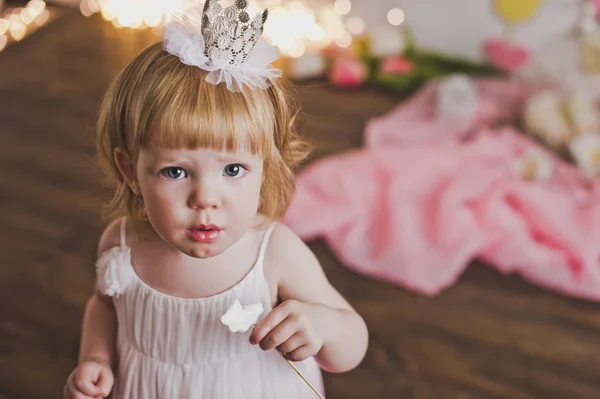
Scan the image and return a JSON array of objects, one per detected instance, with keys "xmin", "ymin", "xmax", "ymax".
[{"xmin": 188, "ymin": 178, "xmax": 221, "ymax": 210}]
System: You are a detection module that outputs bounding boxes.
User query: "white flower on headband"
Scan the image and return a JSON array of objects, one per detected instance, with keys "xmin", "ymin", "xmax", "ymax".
[
  {"xmin": 221, "ymin": 299, "xmax": 264, "ymax": 332},
  {"xmin": 163, "ymin": 0, "xmax": 282, "ymax": 92}
]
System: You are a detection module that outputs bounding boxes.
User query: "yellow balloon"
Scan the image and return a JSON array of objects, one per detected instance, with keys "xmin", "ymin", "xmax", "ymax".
[{"xmin": 494, "ymin": 0, "xmax": 543, "ymax": 24}]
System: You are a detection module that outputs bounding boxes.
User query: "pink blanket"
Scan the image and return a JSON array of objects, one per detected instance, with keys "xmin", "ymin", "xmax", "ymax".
[{"xmin": 284, "ymin": 78, "xmax": 600, "ymax": 300}]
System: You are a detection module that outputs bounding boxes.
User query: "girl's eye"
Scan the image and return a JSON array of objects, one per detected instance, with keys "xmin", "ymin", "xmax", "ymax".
[
  {"xmin": 223, "ymin": 164, "xmax": 247, "ymax": 178},
  {"xmin": 160, "ymin": 167, "xmax": 187, "ymax": 180}
]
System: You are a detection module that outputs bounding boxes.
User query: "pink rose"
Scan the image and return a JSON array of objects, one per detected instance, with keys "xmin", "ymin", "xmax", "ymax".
[
  {"xmin": 379, "ymin": 56, "xmax": 414, "ymax": 75},
  {"xmin": 328, "ymin": 57, "xmax": 368, "ymax": 87},
  {"xmin": 321, "ymin": 44, "xmax": 346, "ymax": 58}
]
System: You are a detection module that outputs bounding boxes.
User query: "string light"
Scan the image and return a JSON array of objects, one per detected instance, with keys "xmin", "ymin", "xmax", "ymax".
[
  {"xmin": 20, "ymin": 8, "xmax": 36, "ymax": 24},
  {"xmin": 346, "ymin": 16, "xmax": 364, "ymax": 35},
  {"xmin": 78, "ymin": 0, "xmax": 416, "ymax": 55},
  {"xmin": 288, "ymin": 41, "xmax": 305, "ymax": 58},
  {"xmin": 387, "ymin": 7, "xmax": 405, "ymax": 26},
  {"xmin": 80, "ymin": 1, "xmax": 94, "ymax": 17},
  {"xmin": 29, "ymin": 0, "xmax": 46, "ymax": 14},
  {"xmin": 0, "ymin": 1, "xmax": 50, "ymax": 52},
  {"xmin": 333, "ymin": 0, "xmax": 351, "ymax": 16},
  {"xmin": 0, "ymin": 19, "xmax": 8, "ymax": 35},
  {"xmin": 35, "ymin": 9, "xmax": 49, "ymax": 26},
  {"xmin": 10, "ymin": 20, "xmax": 27, "ymax": 41},
  {"xmin": 79, "ymin": 0, "xmax": 345, "ymax": 56},
  {"xmin": 335, "ymin": 31, "xmax": 352, "ymax": 48}
]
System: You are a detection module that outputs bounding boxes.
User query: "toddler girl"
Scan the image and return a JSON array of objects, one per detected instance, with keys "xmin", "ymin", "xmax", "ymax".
[{"xmin": 63, "ymin": 1, "xmax": 368, "ymax": 398}]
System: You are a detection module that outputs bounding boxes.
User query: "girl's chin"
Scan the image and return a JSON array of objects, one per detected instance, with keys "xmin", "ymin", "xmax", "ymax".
[{"xmin": 183, "ymin": 243, "xmax": 225, "ymax": 259}]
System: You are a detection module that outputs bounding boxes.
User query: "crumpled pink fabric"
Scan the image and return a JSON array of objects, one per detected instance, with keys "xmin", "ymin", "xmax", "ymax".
[
  {"xmin": 284, "ymin": 78, "xmax": 600, "ymax": 300},
  {"xmin": 365, "ymin": 77, "xmax": 529, "ymax": 147}
]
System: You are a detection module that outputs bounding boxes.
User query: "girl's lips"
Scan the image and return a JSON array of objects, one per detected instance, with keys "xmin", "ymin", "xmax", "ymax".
[
  {"xmin": 193, "ymin": 224, "xmax": 221, "ymax": 230},
  {"xmin": 189, "ymin": 228, "xmax": 222, "ymax": 243}
]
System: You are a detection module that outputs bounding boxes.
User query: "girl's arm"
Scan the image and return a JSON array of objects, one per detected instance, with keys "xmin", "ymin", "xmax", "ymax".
[
  {"xmin": 79, "ymin": 218, "xmax": 122, "ymax": 366},
  {"xmin": 65, "ymin": 220, "xmax": 122, "ymax": 399},
  {"xmin": 251, "ymin": 224, "xmax": 369, "ymax": 373},
  {"xmin": 78, "ymin": 293, "xmax": 118, "ymax": 367}
]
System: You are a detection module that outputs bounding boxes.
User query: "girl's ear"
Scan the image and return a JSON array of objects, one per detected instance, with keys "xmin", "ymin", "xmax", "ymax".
[{"xmin": 114, "ymin": 147, "xmax": 140, "ymax": 195}]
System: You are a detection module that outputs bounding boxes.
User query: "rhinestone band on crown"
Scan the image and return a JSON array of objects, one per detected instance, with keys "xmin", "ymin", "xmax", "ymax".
[{"xmin": 200, "ymin": 0, "xmax": 269, "ymax": 66}]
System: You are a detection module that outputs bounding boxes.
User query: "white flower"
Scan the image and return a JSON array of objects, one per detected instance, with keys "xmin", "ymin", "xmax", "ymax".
[
  {"xmin": 221, "ymin": 299, "xmax": 264, "ymax": 333},
  {"xmin": 369, "ymin": 26, "xmax": 406, "ymax": 57},
  {"xmin": 524, "ymin": 90, "xmax": 571, "ymax": 148},
  {"xmin": 569, "ymin": 132, "xmax": 600, "ymax": 178},
  {"xmin": 567, "ymin": 93, "xmax": 600, "ymax": 135},
  {"xmin": 580, "ymin": 1, "xmax": 600, "ymax": 34},
  {"xmin": 513, "ymin": 148, "xmax": 554, "ymax": 183},
  {"xmin": 436, "ymin": 74, "xmax": 479, "ymax": 128}
]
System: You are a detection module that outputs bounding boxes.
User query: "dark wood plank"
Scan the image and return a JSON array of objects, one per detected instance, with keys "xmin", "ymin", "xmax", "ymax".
[{"xmin": 2, "ymin": 9, "xmax": 600, "ymax": 399}]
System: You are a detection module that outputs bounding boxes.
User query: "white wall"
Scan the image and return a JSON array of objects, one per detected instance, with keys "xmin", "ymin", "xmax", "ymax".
[{"xmin": 345, "ymin": 0, "xmax": 581, "ymax": 61}]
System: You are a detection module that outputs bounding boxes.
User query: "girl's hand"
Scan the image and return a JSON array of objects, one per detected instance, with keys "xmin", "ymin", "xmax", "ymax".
[
  {"xmin": 249, "ymin": 299, "xmax": 332, "ymax": 362},
  {"xmin": 63, "ymin": 357, "xmax": 114, "ymax": 399}
]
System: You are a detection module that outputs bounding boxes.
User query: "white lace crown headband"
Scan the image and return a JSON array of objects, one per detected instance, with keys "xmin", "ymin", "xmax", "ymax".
[{"xmin": 163, "ymin": 0, "xmax": 282, "ymax": 92}]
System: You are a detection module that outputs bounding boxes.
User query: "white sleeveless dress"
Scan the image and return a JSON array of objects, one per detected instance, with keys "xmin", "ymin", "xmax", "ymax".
[{"xmin": 96, "ymin": 219, "xmax": 325, "ymax": 399}]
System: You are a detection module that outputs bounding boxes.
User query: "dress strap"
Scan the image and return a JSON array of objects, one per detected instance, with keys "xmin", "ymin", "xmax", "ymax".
[
  {"xmin": 96, "ymin": 217, "xmax": 134, "ymax": 298},
  {"xmin": 256, "ymin": 222, "xmax": 277, "ymax": 266},
  {"xmin": 120, "ymin": 218, "xmax": 127, "ymax": 249}
]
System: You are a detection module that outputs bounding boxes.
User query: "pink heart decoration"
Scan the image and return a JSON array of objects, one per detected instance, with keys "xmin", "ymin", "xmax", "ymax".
[
  {"xmin": 591, "ymin": 0, "xmax": 600, "ymax": 18},
  {"xmin": 483, "ymin": 38, "xmax": 530, "ymax": 72}
]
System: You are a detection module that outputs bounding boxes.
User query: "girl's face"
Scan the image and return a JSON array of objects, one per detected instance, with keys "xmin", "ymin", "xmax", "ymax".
[{"xmin": 135, "ymin": 142, "xmax": 263, "ymax": 258}]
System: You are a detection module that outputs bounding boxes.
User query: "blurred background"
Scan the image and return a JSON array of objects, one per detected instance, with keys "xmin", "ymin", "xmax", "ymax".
[{"xmin": 3, "ymin": 0, "xmax": 600, "ymax": 398}]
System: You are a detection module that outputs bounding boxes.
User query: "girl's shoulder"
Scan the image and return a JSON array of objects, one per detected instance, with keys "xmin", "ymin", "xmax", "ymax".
[
  {"xmin": 97, "ymin": 217, "xmax": 123, "ymax": 256},
  {"xmin": 261, "ymin": 218, "xmax": 308, "ymax": 281},
  {"xmin": 263, "ymin": 221, "xmax": 306, "ymax": 262},
  {"xmin": 97, "ymin": 216, "xmax": 141, "ymax": 256}
]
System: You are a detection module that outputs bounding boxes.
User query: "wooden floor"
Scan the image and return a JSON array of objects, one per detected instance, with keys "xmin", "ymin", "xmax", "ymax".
[{"xmin": 2, "ymin": 10, "xmax": 600, "ymax": 399}]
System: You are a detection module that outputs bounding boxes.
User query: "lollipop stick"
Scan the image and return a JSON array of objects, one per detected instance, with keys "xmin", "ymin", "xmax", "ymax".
[
  {"xmin": 277, "ymin": 349, "xmax": 325, "ymax": 399},
  {"xmin": 244, "ymin": 322, "xmax": 325, "ymax": 398}
]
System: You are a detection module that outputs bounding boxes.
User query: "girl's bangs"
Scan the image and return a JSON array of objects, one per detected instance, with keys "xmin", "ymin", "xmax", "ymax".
[{"xmin": 143, "ymin": 72, "xmax": 276, "ymax": 157}]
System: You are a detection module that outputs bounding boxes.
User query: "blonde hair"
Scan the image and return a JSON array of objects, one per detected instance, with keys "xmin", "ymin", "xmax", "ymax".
[{"xmin": 96, "ymin": 42, "xmax": 309, "ymax": 229}]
